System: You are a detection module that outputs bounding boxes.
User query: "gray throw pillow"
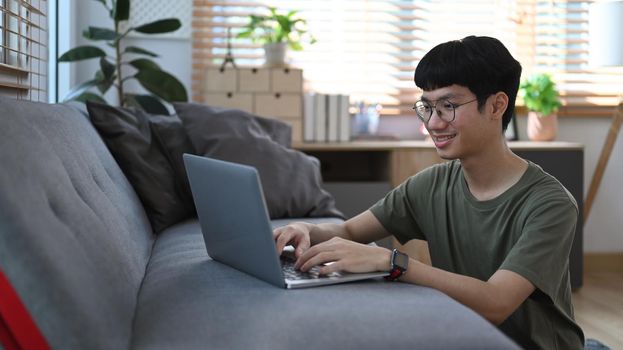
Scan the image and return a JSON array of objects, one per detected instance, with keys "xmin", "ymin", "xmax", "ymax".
[
  {"xmin": 87, "ymin": 102, "xmax": 196, "ymax": 233},
  {"xmin": 173, "ymin": 102, "xmax": 344, "ymax": 219}
]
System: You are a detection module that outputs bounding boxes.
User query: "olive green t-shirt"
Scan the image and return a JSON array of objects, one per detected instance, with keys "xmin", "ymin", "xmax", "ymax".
[{"xmin": 370, "ymin": 160, "xmax": 584, "ymax": 350}]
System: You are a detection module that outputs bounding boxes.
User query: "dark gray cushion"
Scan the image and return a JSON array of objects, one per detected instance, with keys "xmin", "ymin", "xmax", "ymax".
[
  {"xmin": 87, "ymin": 102, "xmax": 196, "ymax": 233},
  {"xmin": 173, "ymin": 102, "xmax": 344, "ymax": 220},
  {"xmin": 0, "ymin": 96, "xmax": 154, "ymax": 349},
  {"xmin": 131, "ymin": 219, "xmax": 519, "ymax": 350}
]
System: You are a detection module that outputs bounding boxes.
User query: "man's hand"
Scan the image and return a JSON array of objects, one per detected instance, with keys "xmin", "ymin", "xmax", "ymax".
[
  {"xmin": 295, "ymin": 237, "xmax": 392, "ymax": 275},
  {"xmin": 272, "ymin": 222, "xmax": 312, "ymax": 258}
]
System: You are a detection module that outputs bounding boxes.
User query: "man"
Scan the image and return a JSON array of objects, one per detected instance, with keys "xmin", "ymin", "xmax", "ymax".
[{"xmin": 273, "ymin": 36, "xmax": 585, "ymax": 349}]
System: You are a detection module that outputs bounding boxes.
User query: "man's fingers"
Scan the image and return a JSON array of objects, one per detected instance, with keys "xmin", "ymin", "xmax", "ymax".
[
  {"xmin": 275, "ymin": 230, "xmax": 293, "ymax": 255},
  {"xmin": 294, "ymin": 235, "xmax": 310, "ymax": 257},
  {"xmin": 319, "ymin": 261, "xmax": 342, "ymax": 275},
  {"xmin": 298, "ymin": 251, "xmax": 338, "ymax": 272}
]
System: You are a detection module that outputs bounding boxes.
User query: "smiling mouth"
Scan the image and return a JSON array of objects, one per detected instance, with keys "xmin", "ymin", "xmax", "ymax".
[{"xmin": 433, "ymin": 134, "xmax": 456, "ymax": 142}]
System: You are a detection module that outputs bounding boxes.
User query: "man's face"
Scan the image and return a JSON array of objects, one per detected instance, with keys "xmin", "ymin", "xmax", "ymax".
[{"xmin": 420, "ymin": 85, "xmax": 497, "ymax": 160}]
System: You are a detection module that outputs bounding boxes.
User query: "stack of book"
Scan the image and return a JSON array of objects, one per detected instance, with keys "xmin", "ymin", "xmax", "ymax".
[{"xmin": 303, "ymin": 93, "xmax": 351, "ymax": 142}]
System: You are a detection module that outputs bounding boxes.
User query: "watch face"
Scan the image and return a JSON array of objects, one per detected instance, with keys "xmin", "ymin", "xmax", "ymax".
[{"xmin": 394, "ymin": 251, "xmax": 409, "ymax": 270}]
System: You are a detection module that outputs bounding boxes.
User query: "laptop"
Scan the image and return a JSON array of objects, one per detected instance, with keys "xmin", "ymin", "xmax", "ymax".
[{"xmin": 183, "ymin": 154, "xmax": 389, "ymax": 289}]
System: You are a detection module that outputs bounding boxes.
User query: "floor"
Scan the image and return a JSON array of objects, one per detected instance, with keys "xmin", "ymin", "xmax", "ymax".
[{"xmin": 572, "ymin": 272, "xmax": 623, "ymax": 349}]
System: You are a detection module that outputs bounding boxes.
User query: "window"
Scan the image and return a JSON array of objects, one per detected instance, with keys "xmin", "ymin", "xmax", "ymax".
[
  {"xmin": 192, "ymin": 0, "xmax": 621, "ymax": 117},
  {"xmin": 0, "ymin": 0, "xmax": 47, "ymax": 101},
  {"xmin": 529, "ymin": 0, "xmax": 623, "ymax": 117}
]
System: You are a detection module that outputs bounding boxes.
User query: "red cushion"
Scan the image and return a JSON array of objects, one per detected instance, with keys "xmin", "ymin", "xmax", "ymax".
[{"xmin": 0, "ymin": 269, "xmax": 50, "ymax": 350}]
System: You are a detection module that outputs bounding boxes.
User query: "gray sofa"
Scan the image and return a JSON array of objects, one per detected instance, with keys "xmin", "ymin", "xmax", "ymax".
[{"xmin": 0, "ymin": 97, "xmax": 519, "ymax": 349}]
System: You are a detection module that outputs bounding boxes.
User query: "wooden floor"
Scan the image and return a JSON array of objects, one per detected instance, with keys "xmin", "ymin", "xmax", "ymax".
[{"xmin": 572, "ymin": 272, "xmax": 623, "ymax": 349}]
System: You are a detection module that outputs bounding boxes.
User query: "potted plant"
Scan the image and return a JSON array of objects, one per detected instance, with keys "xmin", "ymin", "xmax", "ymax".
[
  {"xmin": 237, "ymin": 7, "xmax": 315, "ymax": 67},
  {"xmin": 58, "ymin": 0, "xmax": 188, "ymax": 114},
  {"xmin": 519, "ymin": 73, "xmax": 562, "ymax": 141}
]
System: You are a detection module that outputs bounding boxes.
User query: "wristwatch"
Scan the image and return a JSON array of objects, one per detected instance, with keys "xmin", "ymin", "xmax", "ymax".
[{"xmin": 385, "ymin": 249, "xmax": 409, "ymax": 281}]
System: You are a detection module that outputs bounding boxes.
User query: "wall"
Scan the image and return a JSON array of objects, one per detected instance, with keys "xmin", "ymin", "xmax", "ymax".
[{"xmin": 69, "ymin": 1, "xmax": 621, "ymax": 253}]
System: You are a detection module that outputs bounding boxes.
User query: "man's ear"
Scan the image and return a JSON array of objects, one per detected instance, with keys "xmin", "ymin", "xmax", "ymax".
[{"xmin": 490, "ymin": 92, "xmax": 509, "ymax": 121}]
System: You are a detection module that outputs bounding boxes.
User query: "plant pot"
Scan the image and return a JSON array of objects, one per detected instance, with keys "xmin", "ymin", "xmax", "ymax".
[
  {"xmin": 527, "ymin": 111, "xmax": 558, "ymax": 141},
  {"xmin": 263, "ymin": 42, "xmax": 288, "ymax": 67}
]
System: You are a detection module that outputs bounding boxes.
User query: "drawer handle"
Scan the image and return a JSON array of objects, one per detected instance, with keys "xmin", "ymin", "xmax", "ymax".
[
  {"xmin": 252, "ymin": 68, "xmax": 258, "ymax": 73},
  {"xmin": 275, "ymin": 93, "xmax": 281, "ymax": 98},
  {"xmin": 284, "ymin": 68, "xmax": 290, "ymax": 74},
  {"xmin": 227, "ymin": 92, "xmax": 233, "ymax": 98}
]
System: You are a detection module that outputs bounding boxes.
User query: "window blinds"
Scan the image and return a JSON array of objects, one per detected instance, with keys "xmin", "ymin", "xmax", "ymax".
[
  {"xmin": 192, "ymin": 0, "xmax": 621, "ymax": 117},
  {"xmin": 0, "ymin": 0, "xmax": 47, "ymax": 102}
]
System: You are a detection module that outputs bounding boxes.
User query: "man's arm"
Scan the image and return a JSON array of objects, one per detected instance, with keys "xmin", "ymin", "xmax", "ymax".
[
  {"xmin": 401, "ymin": 260, "xmax": 536, "ymax": 325},
  {"xmin": 294, "ymin": 212, "xmax": 535, "ymax": 325}
]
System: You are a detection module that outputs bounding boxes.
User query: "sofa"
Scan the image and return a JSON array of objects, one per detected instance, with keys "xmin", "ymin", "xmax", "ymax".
[{"xmin": 0, "ymin": 96, "xmax": 519, "ymax": 349}]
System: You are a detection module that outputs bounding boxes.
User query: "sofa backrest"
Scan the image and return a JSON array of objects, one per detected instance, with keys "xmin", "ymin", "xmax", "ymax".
[{"xmin": 0, "ymin": 97, "xmax": 154, "ymax": 349}]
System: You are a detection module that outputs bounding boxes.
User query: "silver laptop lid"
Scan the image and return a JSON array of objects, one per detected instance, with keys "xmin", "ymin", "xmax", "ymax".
[{"xmin": 183, "ymin": 154, "xmax": 286, "ymax": 288}]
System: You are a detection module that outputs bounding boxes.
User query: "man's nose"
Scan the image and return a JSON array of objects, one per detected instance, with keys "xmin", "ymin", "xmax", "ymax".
[{"xmin": 426, "ymin": 109, "xmax": 447, "ymax": 129}]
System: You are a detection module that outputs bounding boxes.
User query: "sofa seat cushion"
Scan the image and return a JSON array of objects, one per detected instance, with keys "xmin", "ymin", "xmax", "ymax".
[{"xmin": 131, "ymin": 219, "xmax": 518, "ymax": 350}]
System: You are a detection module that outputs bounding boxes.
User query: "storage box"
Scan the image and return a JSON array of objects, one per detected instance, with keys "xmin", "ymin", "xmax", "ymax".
[{"xmin": 204, "ymin": 66, "xmax": 304, "ymax": 142}]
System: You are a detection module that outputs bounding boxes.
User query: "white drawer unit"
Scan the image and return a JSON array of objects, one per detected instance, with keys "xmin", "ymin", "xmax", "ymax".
[
  {"xmin": 204, "ymin": 66, "xmax": 304, "ymax": 141},
  {"xmin": 238, "ymin": 68, "xmax": 270, "ymax": 92},
  {"xmin": 204, "ymin": 68, "xmax": 237, "ymax": 92},
  {"xmin": 270, "ymin": 68, "xmax": 303, "ymax": 93},
  {"xmin": 204, "ymin": 92, "xmax": 254, "ymax": 114},
  {"xmin": 254, "ymin": 93, "xmax": 302, "ymax": 119}
]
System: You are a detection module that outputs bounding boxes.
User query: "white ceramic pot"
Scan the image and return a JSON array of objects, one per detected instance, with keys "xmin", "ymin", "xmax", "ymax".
[
  {"xmin": 527, "ymin": 111, "xmax": 558, "ymax": 141},
  {"xmin": 263, "ymin": 42, "xmax": 288, "ymax": 67}
]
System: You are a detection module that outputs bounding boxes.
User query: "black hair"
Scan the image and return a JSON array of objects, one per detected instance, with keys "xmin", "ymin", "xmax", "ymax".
[{"xmin": 414, "ymin": 36, "xmax": 522, "ymax": 131}]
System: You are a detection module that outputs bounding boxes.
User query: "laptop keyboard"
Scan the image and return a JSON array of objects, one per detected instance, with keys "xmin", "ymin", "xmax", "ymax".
[{"xmin": 280, "ymin": 255, "xmax": 341, "ymax": 280}]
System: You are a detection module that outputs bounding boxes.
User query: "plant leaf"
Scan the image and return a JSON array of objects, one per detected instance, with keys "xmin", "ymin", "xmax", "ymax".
[
  {"xmin": 63, "ymin": 79, "xmax": 99, "ymax": 101},
  {"xmin": 83, "ymin": 27, "xmax": 118, "ymax": 41},
  {"xmin": 100, "ymin": 57, "xmax": 116, "ymax": 80},
  {"xmin": 59, "ymin": 46, "xmax": 106, "ymax": 62},
  {"xmin": 124, "ymin": 46, "xmax": 159, "ymax": 57},
  {"xmin": 129, "ymin": 58, "xmax": 161, "ymax": 71},
  {"xmin": 126, "ymin": 94, "xmax": 170, "ymax": 115},
  {"xmin": 135, "ymin": 68, "xmax": 188, "ymax": 102},
  {"xmin": 95, "ymin": 72, "xmax": 115, "ymax": 94},
  {"xmin": 134, "ymin": 19, "xmax": 181, "ymax": 34},
  {"xmin": 71, "ymin": 92, "xmax": 108, "ymax": 104},
  {"xmin": 113, "ymin": 0, "xmax": 130, "ymax": 21}
]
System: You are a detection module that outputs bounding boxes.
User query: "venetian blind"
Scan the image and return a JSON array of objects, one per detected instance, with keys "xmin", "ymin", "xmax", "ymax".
[
  {"xmin": 192, "ymin": 0, "xmax": 621, "ymax": 117},
  {"xmin": 0, "ymin": 0, "xmax": 47, "ymax": 102},
  {"xmin": 529, "ymin": 0, "xmax": 623, "ymax": 117}
]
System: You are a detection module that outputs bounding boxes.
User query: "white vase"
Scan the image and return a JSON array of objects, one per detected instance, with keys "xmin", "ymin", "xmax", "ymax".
[
  {"xmin": 263, "ymin": 42, "xmax": 288, "ymax": 67},
  {"xmin": 527, "ymin": 111, "xmax": 558, "ymax": 141}
]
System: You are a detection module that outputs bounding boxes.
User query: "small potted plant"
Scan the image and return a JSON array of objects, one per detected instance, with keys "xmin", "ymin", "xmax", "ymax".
[
  {"xmin": 237, "ymin": 7, "xmax": 315, "ymax": 67},
  {"xmin": 519, "ymin": 73, "xmax": 562, "ymax": 141}
]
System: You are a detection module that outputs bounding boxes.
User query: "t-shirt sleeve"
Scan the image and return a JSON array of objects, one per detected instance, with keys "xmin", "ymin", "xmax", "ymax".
[
  {"xmin": 500, "ymin": 199, "xmax": 578, "ymax": 300},
  {"xmin": 369, "ymin": 175, "xmax": 426, "ymax": 244}
]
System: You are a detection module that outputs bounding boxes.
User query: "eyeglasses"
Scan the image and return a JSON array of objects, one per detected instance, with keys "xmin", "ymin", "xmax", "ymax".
[{"xmin": 413, "ymin": 98, "xmax": 478, "ymax": 124}]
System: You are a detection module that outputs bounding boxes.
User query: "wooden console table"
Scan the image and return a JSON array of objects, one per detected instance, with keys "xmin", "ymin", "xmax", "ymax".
[{"xmin": 294, "ymin": 140, "xmax": 584, "ymax": 289}]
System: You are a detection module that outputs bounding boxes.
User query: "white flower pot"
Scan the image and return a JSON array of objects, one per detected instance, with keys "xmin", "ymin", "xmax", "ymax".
[{"xmin": 263, "ymin": 42, "xmax": 288, "ymax": 67}]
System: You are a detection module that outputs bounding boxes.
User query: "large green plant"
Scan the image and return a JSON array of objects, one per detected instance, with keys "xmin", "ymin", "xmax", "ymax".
[
  {"xmin": 59, "ymin": 0, "xmax": 187, "ymax": 114},
  {"xmin": 519, "ymin": 73, "xmax": 562, "ymax": 117},
  {"xmin": 237, "ymin": 7, "xmax": 315, "ymax": 51}
]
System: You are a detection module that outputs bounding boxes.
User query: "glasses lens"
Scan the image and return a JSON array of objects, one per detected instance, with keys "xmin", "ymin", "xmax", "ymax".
[
  {"xmin": 438, "ymin": 100, "xmax": 455, "ymax": 121},
  {"xmin": 414, "ymin": 101, "xmax": 431, "ymax": 121}
]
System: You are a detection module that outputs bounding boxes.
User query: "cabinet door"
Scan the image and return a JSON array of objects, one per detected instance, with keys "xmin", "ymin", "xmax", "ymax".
[
  {"xmin": 205, "ymin": 68, "xmax": 237, "ymax": 92},
  {"xmin": 205, "ymin": 92, "xmax": 253, "ymax": 113},
  {"xmin": 270, "ymin": 68, "xmax": 303, "ymax": 92},
  {"xmin": 254, "ymin": 93, "xmax": 302, "ymax": 118},
  {"xmin": 238, "ymin": 68, "xmax": 270, "ymax": 92}
]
